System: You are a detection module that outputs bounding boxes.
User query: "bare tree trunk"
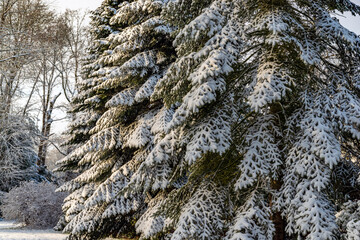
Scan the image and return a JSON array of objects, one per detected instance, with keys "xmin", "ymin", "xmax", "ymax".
[
  {"xmin": 22, "ymin": 71, "xmax": 40, "ymax": 115},
  {"xmin": 37, "ymin": 92, "xmax": 61, "ymax": 166},
  {"xmin": 0, "ymin": 68, "xmax": 17, "ymax": 114}
]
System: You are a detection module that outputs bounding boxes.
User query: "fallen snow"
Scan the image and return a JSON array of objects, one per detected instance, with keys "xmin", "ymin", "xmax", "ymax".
[
  {"xmin": 0, "ymin": 221, "xmax": 24, "ymax": 230},
  {"xmin": 0, "ymin": 220, "xmax": 67, "ymax": 240},
  {"xmin": 0, "ymin": 221, "xmax": 124, "ymax": 240}
]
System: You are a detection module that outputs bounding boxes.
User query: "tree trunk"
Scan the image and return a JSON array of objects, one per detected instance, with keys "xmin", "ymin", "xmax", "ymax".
[
  {"xmin": 1, "ymin": 69, "xmax": 17, "ymax": 114},
  {"xmin": 270, "ymin": 179, "xmax": 286, "ymax": 240},
  {"xmin": 37, "ymin": 92, "xmax": 61, "ymax": 166},
  {"xmin": 269, "ymin": 103, "xmax": 286, "ymax": 240}
]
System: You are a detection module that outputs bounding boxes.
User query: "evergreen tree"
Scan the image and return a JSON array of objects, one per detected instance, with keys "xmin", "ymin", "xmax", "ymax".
[
  {"xmin": 130, "ymin": 0, "xmax": 360, "ymax": 239},
  {"xmin": 57, "ymin": 0, "xmax": 175, "ymax": 239},
  {"xmin": 59, "ymin": 0, "xmax": 360, "ymax": 239},
  {"xmin": 58, "ymin": 0, "xmax": 121, "ymax": 169},
  {"xmin": 55, "ymin": 1, "xmax": 121, "ymax": 234}
]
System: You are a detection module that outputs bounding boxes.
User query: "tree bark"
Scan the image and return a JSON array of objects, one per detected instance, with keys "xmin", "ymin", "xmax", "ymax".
[
  {"xmin": 270, "ymin": 179, "xmax": 286, "ymax": 240},
  {"xmin": 37, "ymin": 92, "xmax": 61, "ymax": 166},
  {"xmin": 269, "ymin": 103, "xmax": 286, "ymax": 240}
]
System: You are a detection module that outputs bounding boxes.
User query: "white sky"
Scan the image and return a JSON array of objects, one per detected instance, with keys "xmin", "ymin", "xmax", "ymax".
[
  {"xmin": 47, "ymin": 0, "xmax": 103, "ymax": 12},
  {"xmin": 339, "ymin": 13, "xmax": 360, "ymax": 34},
  {"xmin": 337, "ymin": 0, "xmax": 360, "ymax": 34}
]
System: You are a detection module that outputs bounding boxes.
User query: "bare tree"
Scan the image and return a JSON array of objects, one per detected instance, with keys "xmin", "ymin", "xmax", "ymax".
[
  {"xmin": 0, "ymin": 1, "xmax": 89, "ymax": 167},
  {"xmin": 58, "ymin": 10, "xmax": 89, "ymax": 102},
  {"xmin": 0, "ymin": 0, "xmax": 54, "ymax": 114},
  {"xmin": 37, "ymin": 10, "xmax": 89, "ymax": 165},
  {"xmin": 34, "ymin": 18, "xmax": 70, "ymax": 166}
]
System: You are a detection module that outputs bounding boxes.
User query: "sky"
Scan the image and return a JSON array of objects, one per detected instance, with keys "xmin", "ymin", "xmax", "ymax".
[
  {"xmin": 339, "ymin": 12, "xmax": 360, "ymax": 34},
  {"xmin": 48, "ymin": 0, "xmax": 103, "ymax": 12},
  {"xmin": 337, "ymin": 0, "xmax": 360, "ymax": 34}
]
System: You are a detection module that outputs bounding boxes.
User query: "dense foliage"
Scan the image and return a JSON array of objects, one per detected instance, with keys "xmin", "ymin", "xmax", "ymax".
[
  {"xmin": 57, "ymin": 0, "xmax": 175, "ymax": 238},
  {"xmin": 58, "ymin": 0, "xmax": 360, "ymax": 239}
]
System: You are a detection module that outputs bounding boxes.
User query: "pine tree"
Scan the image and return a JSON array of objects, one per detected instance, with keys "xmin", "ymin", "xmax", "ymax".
[
  {"xmin": 58, "ymin": 0, "xmax": 121, "ymax": 169},
  {"xmin": 337, "ymin": 199, "xmax": 360, "ymax": 240},
  {"xmin": 55, "ymin": 1, "xmax": 121, "ymax": 234},
  {"xmin": 129, "ymin": 0, "xmax": 360, "ymax": 239},
  {"xmin": 59, "ymin": 0, "xmax": 360, "ymax": 239},
  {"xmin": 57, "ymin": 0, "xmax": 175, "ymax": 239}
]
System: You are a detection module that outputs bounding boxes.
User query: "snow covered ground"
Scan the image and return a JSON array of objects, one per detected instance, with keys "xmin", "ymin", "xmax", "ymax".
[{"xmin": 0, "ymin": 220, "xmax": 68, "ymax": 240}]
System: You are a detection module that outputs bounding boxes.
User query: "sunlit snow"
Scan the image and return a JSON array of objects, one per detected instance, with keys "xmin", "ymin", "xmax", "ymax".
[{"xmin": 0, "ymin": 221, "xmax": 67, "ymax": 240}]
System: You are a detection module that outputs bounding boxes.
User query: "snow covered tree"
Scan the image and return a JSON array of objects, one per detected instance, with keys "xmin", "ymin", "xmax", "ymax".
[
  {"xmin": 59, "ymin": 0, "xmax": 360, "ymax": 239},
  {"xmin": 0, "ymin": 0, "xmax": 55, "ymax": 114},
  {"xmin": 0, "ymin": 113, "xmax": 45, "ymax": 192},
  {"xmin": 60, "ymin": 0, "xmax": 120, "ymax": 162},
  {"xmin": 55, "ymin": 2, "xmax": 122, "ymax": 236},
  {"xmin": 56, "ymin": 0, "xmax": 175, "ymax": 238},
  {"xmin": 337, "ymin": 199, "xmax": 360, "ymax": 240},
  {"xmin": 130, "ymin": 0, "xmax": 360, "ymax": 239}
]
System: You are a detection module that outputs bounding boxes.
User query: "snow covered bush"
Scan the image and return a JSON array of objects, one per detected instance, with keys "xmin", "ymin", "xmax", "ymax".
[{"xmin": 1, "ymin": 181, "xmax": 67, "ymax": 229}]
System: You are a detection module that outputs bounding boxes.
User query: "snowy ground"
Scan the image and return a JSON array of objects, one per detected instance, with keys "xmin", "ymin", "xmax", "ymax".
[{"xmin": 0, "ymin": 220, "xmax": 68, "ymax": 240}]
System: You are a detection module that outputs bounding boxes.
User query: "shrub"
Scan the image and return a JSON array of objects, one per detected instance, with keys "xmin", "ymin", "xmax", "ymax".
[{"xmin": 0, "ymin": 181, "xmax": 67, "ymax": 229}]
